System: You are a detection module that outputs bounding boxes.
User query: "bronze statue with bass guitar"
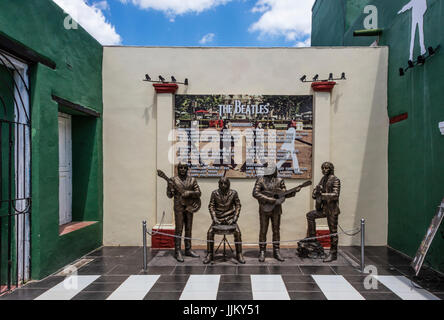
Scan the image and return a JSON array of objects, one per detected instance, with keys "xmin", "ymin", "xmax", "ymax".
[{"xmin": 157, "ymin": 164, "xmax": 201, "ymax": 262}]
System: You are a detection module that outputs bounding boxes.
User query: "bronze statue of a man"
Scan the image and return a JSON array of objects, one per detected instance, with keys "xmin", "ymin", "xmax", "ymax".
[
  {"xmin": 306, "ymin": 162, "xmax": 341, "ymax": 262},
  {"xmin": 203, "ymin": 177, "xmax": 245, "ymax": 264},
  {"xmin": 253, "ymin": 167, "xmax": 299, "ymax": 262},
  {"xmin": 166, "ymin": 163, "xmax": 202, "ymax": 262}
]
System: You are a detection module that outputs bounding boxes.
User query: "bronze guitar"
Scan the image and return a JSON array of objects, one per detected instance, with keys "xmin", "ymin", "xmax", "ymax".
[
  {"xmin": 262, "ymin": 181, "xmax": 312, "ymax": 212},
  {"xmin": 157, "ymin": 169, "xmax": 201, "ymax": 213},
  {"xmin": 314, "ymin": 185, "xmax": 323, "ymax": 211}
]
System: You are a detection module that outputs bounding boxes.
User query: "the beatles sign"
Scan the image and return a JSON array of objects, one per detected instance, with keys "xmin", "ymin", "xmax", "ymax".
[{"xmin": 173, "ymin": 94, "xmax": 313, "ymax": 179}]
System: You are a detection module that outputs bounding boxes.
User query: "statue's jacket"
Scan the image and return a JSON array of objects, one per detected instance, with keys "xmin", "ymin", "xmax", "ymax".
[
  {"xmin": 253, "ymin": 177, "xmax": 287, "ymax": 215},
  {"xmin": 167, "ymin": 176, "xmax": 201, "ymax": 212},
  {"xmin": 209, "ymin": 189, "xmax": 241, "ymax": 219},
  {"xmin": 313, "ymin": 174, "xmax": 341, "ymax": 216}
]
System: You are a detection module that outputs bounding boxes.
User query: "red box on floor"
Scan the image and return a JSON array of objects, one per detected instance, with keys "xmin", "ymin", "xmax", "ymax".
[
  {"xmin": 316, "ymin": 229, "xmax": 331, "ymax": 248},
  {"xmin": 151, "ymin": 227, "xmax": 175, "ymax": 249}
]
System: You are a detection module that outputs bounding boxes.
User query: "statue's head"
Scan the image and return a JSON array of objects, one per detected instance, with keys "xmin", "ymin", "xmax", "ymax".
[
  {"xmin": 264, "ymin": 165, "xmax": 278, "ymax": 178},
  {"xmin": 321, "ymin": 162, "xmax": 334, "ymax": 176},
  {"xmin": 177, "ymin": 163, "xmax": 188, "ymax": 177},
  {"xmin": 218, "ymin": 177, "xmax": 230, "ymax": 193}
]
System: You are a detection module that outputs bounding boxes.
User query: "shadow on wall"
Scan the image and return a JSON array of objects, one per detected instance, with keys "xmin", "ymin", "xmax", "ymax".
[
  {"xmin": 72, "ymin": 116, "xmax": 99, "ymax": 222},
  {"xmin": 353, "ymin": 52, "xmax": 388, "ymax": 246}
]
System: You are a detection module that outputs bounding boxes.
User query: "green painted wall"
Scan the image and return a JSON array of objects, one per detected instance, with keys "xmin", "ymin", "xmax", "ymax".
[
  {"xmin": 0, "ymin": 0, "xmax": 103, "ymax": 279},
  {"xmin": 312, "ymin": 0, "xmax": 444, "ymax": 272},
  {"xmin": 312, "ymin": 0, "xmax": 346, "ymax": 46}
]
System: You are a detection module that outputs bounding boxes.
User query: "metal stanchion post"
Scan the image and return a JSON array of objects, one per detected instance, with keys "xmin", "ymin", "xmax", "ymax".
[
  {"xmin": 143, "ymin": 221, "xmax": 147, "ymax": 272},
  {"xmin": 360, "ymin": 218, "xmax": 365, "ymax": 273}
]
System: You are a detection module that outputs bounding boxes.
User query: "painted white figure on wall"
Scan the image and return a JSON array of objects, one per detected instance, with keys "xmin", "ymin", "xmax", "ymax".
[
  {"xmin": 398, "ymin": 0, "xmax": 428, "ymax": 61},
  {"xmin": 276, "ymin": 127, "xmax": 301, "ymax": 174}
]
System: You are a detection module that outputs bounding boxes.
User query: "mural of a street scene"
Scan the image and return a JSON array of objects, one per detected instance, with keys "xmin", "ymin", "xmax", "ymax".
[{"xmin": 174, "ymin": 94, "xmax": 313, "ymax": 179}]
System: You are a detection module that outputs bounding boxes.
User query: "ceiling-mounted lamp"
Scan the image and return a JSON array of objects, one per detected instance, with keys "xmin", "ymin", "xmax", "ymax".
[
  {"xmin": 171, "ymin": 76, "xmax": 177, "ymax": 83},
  {"xmin": 159, "ymin": 75, "xmax": 165, "ymax": 82},
  {"xmin": 300, "ymin": 75, "xmax": 307, "ymax": 82},
  {"xmin": 145, "ymin": 74, "xmax": 151, "ymax": 81},
  {"xmin": 341, "ymin": 72, "xmax": 346, "ymax": 80},
  {"xmin": 328, "ymin": 73, "xmax": 334, "ymax": 81},
  {"xmin": 417, "ymin": 55, "xmax": 426, "ymax": 65},
  {"xmin": 184, "ymin": 78, "xmax": 189, "ymax": 86},
  {"xmin": 312, "ymin": 74, "xmax": 319, "ymax": 82}
]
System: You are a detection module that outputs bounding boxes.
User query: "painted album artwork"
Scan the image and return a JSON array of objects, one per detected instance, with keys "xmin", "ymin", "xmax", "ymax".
[
  {"xmin": 411, "ymin": 199, "xmax": 444, "ymax": 276},
  {"xmin": 173, "ymin": 94, "xmax": 313, "ymax": 179}
]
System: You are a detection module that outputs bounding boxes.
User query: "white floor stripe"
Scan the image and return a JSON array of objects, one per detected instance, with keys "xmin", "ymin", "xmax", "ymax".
[
  {"xmin": 107, "ymin": 275, "xmax": 160, "ymax": 300},
  {"xmin": 34, "ymin": 275, "xmax": 100, "ymax": 300},
  {"xmin": 251, "ymin": 275, "xmax": 290, "ymax": 300},
  {"xmin": 374, "ymin": 276, "xmax": 440, "ymax": 300},
  {"xmin": 312, "ymin": 275, "xmax": 365, "ymax": 300},
  {"xmin": 179, "ymin": 275, "xmax": 220, "ymax": 300}
]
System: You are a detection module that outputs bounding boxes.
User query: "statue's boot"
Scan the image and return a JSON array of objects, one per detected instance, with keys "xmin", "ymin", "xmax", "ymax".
[
  {"xmin": 184, "ymin": 240, "xmax": 200, "ymax": 258},
  {"xmin": 273, "ymin": 246, "xmax": 285, "ymax": 262},
  {"xmin": 203, "ymin": 254, "xmax": 213, "ymax": 264},
  {"xmin": 258, "ymin": 246, "xmax": 266, "ymax": 262},
  {"xmin": 235, "ymin": 244, "xmax": 246, "ymax": 264},
  {"xmin": 203, "ymin": 241, "xmax": 214, "ymax": 264},
  {"xmin": 174, "ymin": 239, "xmax": 184, "ymax": 263},
  {"xmin": 323, "ymin": 249, "xmax": 337, "ymax": 263}
]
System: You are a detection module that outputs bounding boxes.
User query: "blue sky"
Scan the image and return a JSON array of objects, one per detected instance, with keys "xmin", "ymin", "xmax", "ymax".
[{"xmin": 53, "ymin": 0, "xmax": 314, "ymax": 47}]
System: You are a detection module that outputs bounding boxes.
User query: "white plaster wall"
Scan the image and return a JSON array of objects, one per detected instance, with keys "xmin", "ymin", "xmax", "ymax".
[{"xmin": 102, "ymin": 47, "xmax": 388, "ymax": 247}]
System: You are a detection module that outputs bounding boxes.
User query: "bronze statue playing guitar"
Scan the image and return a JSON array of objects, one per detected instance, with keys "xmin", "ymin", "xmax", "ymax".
[
  {"xmin": 157, "ymin": 164, "xmax": 202, "ymax": 262},
  {"xmin": 261, "ymin": 181, "xmax": 312, "ymax": 212},
  {"xmin": 253, "ymin": 167, "xmax": 310, "ymax": 262}
]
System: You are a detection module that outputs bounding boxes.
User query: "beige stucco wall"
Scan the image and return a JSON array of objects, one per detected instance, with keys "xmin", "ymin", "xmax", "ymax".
[{"xmin": 102, "ymin": 46, "xmax": 388, "ymax": 247}]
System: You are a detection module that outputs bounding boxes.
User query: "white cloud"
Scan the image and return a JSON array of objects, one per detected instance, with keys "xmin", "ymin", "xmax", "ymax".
[
  {"xmin": 119, "ymin": 0, "xmax": 232, "ymax": 20},
  {"xmin": 294, "ymin": 38, "xmax": 311, "ymax": 48},
  {"xmin": 93, "ymin": 0, "xmax": 110, "ymax": 11},
  {"xmin": 52, "ymin": 0, "xmax": 122, "ymax": 45},
  {"xmin": 199, "ymin": 33, "xmax": 216, "ymax": 44},
  {"xmin": 250, "ymin": 0, "xmax": 315, "ymax": 45}
]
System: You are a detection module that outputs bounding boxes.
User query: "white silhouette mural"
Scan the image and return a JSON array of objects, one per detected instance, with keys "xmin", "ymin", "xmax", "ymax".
[
  {"xmin": 276, "ymin": 127, "xmax": 301, "ymax": 174},
  {"xmin": 398, "ymin": 0, "xmax": 428, "ymax": 61}
]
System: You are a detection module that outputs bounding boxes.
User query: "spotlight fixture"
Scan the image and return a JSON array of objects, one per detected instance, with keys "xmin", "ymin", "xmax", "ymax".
[
  {"xmin": 171, "ymin": 76, "xmax": 177, "ymax": 83},
  {"xmin": 428, "ymin": 46, "xmax": 436, "ymax": 56},
  {"xmin": 159, "ymin": 75, "xmax": 165, "ymax": 82},
  {"xmin": 408, "ymin": 60, "xmax": 414, "ymax": 68},
  {"xmin": 341, "ymin": 72, "xmax": 346, "ymax": 80},
  {"xmin": 145, "ymin": 74, "xmax": 151, "ymax": 81},
  {"xmin": 399, "ymin": 68, "xmax": 405, "ymax": 77},
  {"xmin": 184, "ymin": 78, "xmax": 189, "ymax": 86},
  {"xmin": 417, "ymin": 55, "xmax": 425, "ymax": 65},
  {"xmin": 300, "ymin": 75, "xmax": 307, "ymax": 82},
  {"xmin": 328, "ymin": 73, "xmax": 334, "ymax": 81},
  {"xmin": 312, "ymin": 74, "xmax": 319, "ymax": 82}
]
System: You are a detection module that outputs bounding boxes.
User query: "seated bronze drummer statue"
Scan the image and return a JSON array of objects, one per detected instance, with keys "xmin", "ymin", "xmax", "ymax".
[{"xmin": 203, "ymin": 177, "xmax": 245, "ymax": 264}]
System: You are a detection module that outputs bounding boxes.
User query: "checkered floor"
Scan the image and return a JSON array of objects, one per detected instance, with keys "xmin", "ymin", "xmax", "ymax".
[{"xmin": 1, "ymin": 246, "xmax": 443, "ymax": 300}]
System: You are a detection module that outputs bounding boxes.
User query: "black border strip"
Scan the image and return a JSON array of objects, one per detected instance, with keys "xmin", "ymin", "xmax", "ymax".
[
  {"xmin": 0, "ymin": 32, "xmax": 56, "ymax": 70},
  {"xmin": 52, "ymin": 95, "xmax": 101, "ymax": 118}
]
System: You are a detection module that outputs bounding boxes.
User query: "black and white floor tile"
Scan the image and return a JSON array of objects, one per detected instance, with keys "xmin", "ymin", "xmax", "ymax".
[{"xmin": 1, "ymin": 246, "xmax": 443, "ymax": 301}]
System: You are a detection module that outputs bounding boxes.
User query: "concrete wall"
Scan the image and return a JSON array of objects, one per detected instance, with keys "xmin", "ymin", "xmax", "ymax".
[{"xmin": 103, "ymin": 46, "xmax": 389, "ymax": 247}]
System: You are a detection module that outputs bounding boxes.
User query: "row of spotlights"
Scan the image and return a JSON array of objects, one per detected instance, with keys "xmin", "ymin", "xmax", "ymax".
[
  {"xmin": 144, "ymin": 74, "xmax": 189, "ymax": 85},
  {"xmin": 300, "ymin": 73, "xmax": 346, "ymax": 82},
  {"xmin": 399, "ymin": 46, "xmax": 440, "ymax": 76}
]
